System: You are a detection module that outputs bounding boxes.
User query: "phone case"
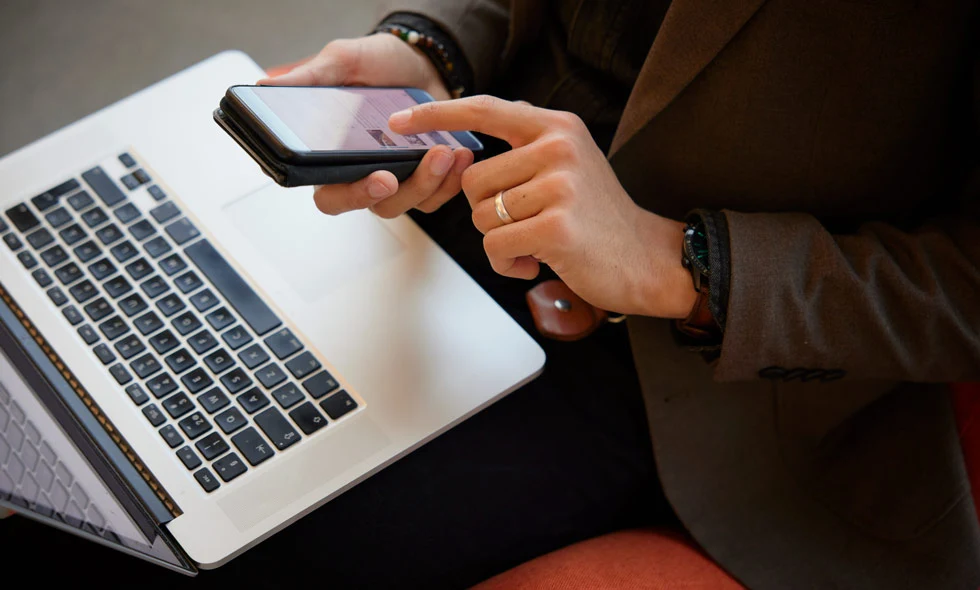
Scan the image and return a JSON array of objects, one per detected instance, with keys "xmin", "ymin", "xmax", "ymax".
[{"xmin": 213, "ymin": 99, "xmax": 421, "ymax": 187}]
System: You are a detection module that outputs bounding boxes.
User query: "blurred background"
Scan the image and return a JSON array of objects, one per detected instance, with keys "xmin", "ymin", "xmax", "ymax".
[{"xmin": 0, "ymin": 0, "xmax": 388, "ymax": 157}]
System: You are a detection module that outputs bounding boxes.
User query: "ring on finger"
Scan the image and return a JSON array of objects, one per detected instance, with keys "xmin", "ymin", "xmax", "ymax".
[{"xmin": 494, "ymin": 191, "xmax": 516, "ymax": 225}]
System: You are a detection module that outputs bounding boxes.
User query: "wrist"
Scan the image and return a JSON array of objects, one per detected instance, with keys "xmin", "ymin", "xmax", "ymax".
[{"xmin": 633, "ymin": 211, "xmax": 699, "ymax": 319}]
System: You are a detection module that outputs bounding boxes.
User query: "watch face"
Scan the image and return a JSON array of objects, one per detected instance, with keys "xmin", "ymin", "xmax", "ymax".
[{"xmin": 684, "ymin": 221, "xmax": 710, "ymax": 276}]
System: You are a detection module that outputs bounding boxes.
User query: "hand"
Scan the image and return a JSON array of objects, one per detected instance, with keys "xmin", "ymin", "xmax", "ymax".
[
  {"xmin": 260, "ymin": 34, "xmax": 473, "ymax": 218},
  {"xmin": 387, "ymin": 96, "xmax": 699, "ymax": 318}
]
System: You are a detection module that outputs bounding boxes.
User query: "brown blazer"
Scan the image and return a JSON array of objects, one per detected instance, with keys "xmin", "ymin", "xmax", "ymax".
[{"xmin": 384, "ymin": 0, "xmax": 980, "ymax": 587}]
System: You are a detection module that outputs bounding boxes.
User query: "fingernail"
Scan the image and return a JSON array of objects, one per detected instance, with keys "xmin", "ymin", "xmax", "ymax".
[
  {"xmin": 430, "ymin": 151, "xmax": 453, "ymax": 176},
  {"xmin": 368, "ymin": 181, "xmax": 392, "ymax": 200},
  {"xmin": 389, "ymin": 110, "xmax": 412, "ymax": 127}
]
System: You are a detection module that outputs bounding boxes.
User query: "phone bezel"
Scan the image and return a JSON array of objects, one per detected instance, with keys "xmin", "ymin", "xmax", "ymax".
[{"xmin": 224, "ymin": 85, "xmax": 483, "ymax": 165}]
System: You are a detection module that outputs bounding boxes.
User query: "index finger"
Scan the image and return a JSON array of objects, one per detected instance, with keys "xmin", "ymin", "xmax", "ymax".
[{"xmin": 388, "ymin": 95, "xmax": 547, "ymax": 147}]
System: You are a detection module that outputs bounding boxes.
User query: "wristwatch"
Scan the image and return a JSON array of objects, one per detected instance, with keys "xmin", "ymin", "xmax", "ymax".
[{"xmin": 676, "ymin": 213, "xmax": 721, "ymax": 341}]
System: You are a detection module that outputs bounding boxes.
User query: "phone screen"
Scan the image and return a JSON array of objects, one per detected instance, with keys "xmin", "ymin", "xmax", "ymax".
[{"xmin": 237, "ymin": 86, "xmax": 464, "ymax": 154}]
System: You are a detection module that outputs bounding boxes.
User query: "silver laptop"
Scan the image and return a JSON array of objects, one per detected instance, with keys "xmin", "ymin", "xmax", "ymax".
[{"xmin": 0, "ymin": 50, "xmax": 545, "ymax": 574}]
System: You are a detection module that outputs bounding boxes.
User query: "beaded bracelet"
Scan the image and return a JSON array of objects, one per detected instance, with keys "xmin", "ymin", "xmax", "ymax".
[{"xmin": 375, "ymin": 23, "xmax": 467, "ymax": 99}]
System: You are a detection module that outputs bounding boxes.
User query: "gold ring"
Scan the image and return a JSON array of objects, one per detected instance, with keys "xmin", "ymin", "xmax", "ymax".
[{"xmin": 494, "ymin": 191, "xmax": 515, "ymax": 225}]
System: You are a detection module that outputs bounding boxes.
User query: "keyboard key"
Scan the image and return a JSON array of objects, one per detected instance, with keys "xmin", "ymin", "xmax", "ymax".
[
  {"xmin": 69, "ymin": 280, "xmax": 97, "ymax": 303},
  {"xmin": 221, "ymin": 325, "xmax": 253, "ymax": 350},
  {"xmin": 121, "ymin": 174, "xmax": 141, "ymax": 190},
  {"xmin": 189, "ymin": 288, "xmax": 218, "ymax": 312},
  {"xmin": 73, "ymin": 240, "xmax": 101, "ymax": 263},
  {"xmin": 32, "ymin": 179, "xmax": 79, "ymax": 211},
  {"xmin": 159, "ymin": 253, "xmax": 187, "ymax": 276},
  {"xmin": 205, "ymin": 307, "xmax": 235, "ymax": 331},
  {"xmin": 129, "ymin": 219, "xmax": 156, "ymax": 241},
  {"xmin": 62, "ymin": 305, "xmax": 83, "ymax": 325},
  {"xmin": 220, "ymin": 368, "xmax": 252, "ymax": 394},
  {"xmin": 163, "ymin": 392, "xmax": 193, "ymax": 419},
  {"xmin": 142, "ymin": 404, "xmax": 166, "ymax": 427},
  {"xmin": 26, "ymin": 228, "xmax": 54, "ymax": 250},
  {"xmin": 40, "ymin": 245, "xmax": 68, "ymax": 267},
  {"xmin": 237, "ymin": 388, "xmax": 269, "ymax": 414},
  {"xmin": 77, "ymin": 324, "xmax": 99, "ymax": 344},
  {"xmin": 32, "ymin": 268, "xmax": 53, "ymax": 287},
  {"xmin": 114, "ymin": 203, "xmax": 141, "ymax": 224},
  {"xmin": 104, "ymin": 275, "xmax": 132, "ymax": 298},
  {"xmin": 146, "ymin": 372, "xmax": 177, "ymax": 398},
  {"xmin": 82, "ymin": 167, "xmax": 126, "ymax": 207},
  {"xmin": 140, "ymin": 275, "xmax": 169, "ymax": 298},
  {"xmin": 95, "ymin": 223, "xmax": 124, "ymax": 245},
  {"xmin": 108, "ymin": 363, "xmax": 133, "ymax": 385},
  {"xmin": 193, "ymin": 468, "xmax": 220, "ymax": 492},
  {"xmin": 165, "ymin": 218, "xmax": 200, "ymax": 245},
  {"xmin": 181, "ymin": 367, "xmax": 213, "ymax": 394},
  {"xmin": 254, "ymin": 408, "xmax": 301, "ymax": 451},
  {"xmin": 3, "ymin": 232, "xmax": 23, "ymax": 251},
  {"xmin": 231, "ymin": 427, "xmax": 275, "ymax": 466},
  {"xmin": 195, "ymin": 432, "xmax": 229, "ymax": 461},
  {"xmin": 134, "ymin": 168, "xmax": 151, "ymax": 184},
  {"xmin": 83, "ymin": 297, "xmax": 112, "ymax": 322},
  {"xmin": 109, "ymin": 240, "xmax": 138, "ymax": 263},
  {"xmin": 270, "ymin": 383, "xmax": 304, "ymax": 409},
  {"xmin": 58, "ymin": 223, "xmax": 87, "ymax": 245},
  {"xmin": 213, "ymin": 452, "xmax": 247, "ymax": 482},
  {"xmin": 148, "ymin": 185, "xmax": 166, "ymax": 201},
  {"xmin": 125, "ymin": 258, "xmax": 153, "ymax": 280},
  {"xmin": 17, "ymin": 251, "xmax": 37, "ymax": 269},
  {"xmin": 55, "ymin": 262, "xmax": 82, "ymax": 285},
  {"xmin": 159, "ymin": 425, "xmax": 184, "ymax": 449},
  {"xmin": 150, "ymin": 202, "xmax": 180, "ymax": 224},
  {"xmin": 238, "ymin": 344, "xmax": 270, "ymax": 370},
  {"xmin": 319, "ymin": 390, "xmax": 358, "ymax": 420},
  {"xmin": 88, "ymin": 258, "xmax": 116, "ymax": 280},
  {"xmin": 289, "ymin": 402, "xmax": 328, "ymax": 435},
  {"xmin": 165, "ymin": 348, "xmax": 196, "ymax": 374},
  {"xmin": 118, "ymin": 153, "xmax": 136, "ymax": 168},
  {"xmin": 118, "ymin": 293, "xmax": 148, "ymax": 317},
  {"xmin": 144, "ymin": 236, "xmax": 171, "ymax": 258},
  {"xmin": 31, "ymin": 193, "xmax": 59, "ymax": 213},
  {"xmin": 178, "ymin": 412, "xmax": 211, "ymax": 440},
  {"xmin": 125, "ymin": 383, "xmax": 149, "ymax": 406},
  {"xmin": 44, "ymin": 207, "xmax": 73, "ymax": 228},
  {"xmin": 47, "ymin": 286, "xmax": 68, "ymax": 306},
  {"xmin": 264, "ymin": 328, "xmax": 303, "ymax": 360},
  {"xmin": 302, "ymin": 371, "xmax": 340, "ymax": 399},
  {"xmin": 129, "ymin": 354, "xmax": 162, "ymax": 380},
  {"xmin": 148, "ymin": 330, "xmax": 179, "ymax": 354},
  {"xmin": 113, "ymin": 334, "xmax": 145, "ymax": 360},
  {"xmin": 5, "ymin": 203, "xmax": 39, "ymax": 232},
  {"xmin": 156, "ymin": 292, "xmax": 186, "ymax": 316},
  {"xmin": 285, "ymin": 351, "xmax": 321, "ymax": 380},
  {"xmin": 67, "ymin": 191, "xmax": 94, "ymax": 211},
  {"xmin": 174, "ymin": 270, "xmax": 203, "ymax": 294},
  {"xmin": 203, "ymin": 349, "xmax": 235, "ymax": 374},
  {"xmin": 215, "ymin": 407, "xmax": 248, "ymax": 434},
  {"xmin": 177, "ymin": 446, "xmax": 202, "ymax": 470},
  {"xmin": 0, "ymin": 216, "xmax": 5, "ymax": 232},
  {"xmin": 188, "ymin": 330, "xmax": 218, "ymax": 354},
  {"xmin": 133, "ymin": 311, "xmax": 163, "ymax": 335},
  {"xmin": 199, "ymin": 388, "xmax": 230, "ymax": 414},
  {"xmin": 93, "ymin": 343, "xmax": 115, "ymax": 365},
  {"xmin": 81, "ymin": 207, "xmax": 109, "ymax": 228},
  {"xmin": 186, "ymin": 240, "xmax": 282, "ymax": 336},
  {"xmin": 98, "ymin": 315, "xmax": 130, "ymax": 340},
  {"xmin": 172, "ymin": 311, "xmax": 202, "ymax": 336},
  {"xmin": 256, "ymin": 364, "xmax": 287, "ymax": 389}
]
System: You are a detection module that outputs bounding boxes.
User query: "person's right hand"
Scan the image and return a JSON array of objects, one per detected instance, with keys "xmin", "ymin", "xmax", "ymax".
[{"xmin": 259, "ymin": 34, "xmax": 474, "ymax": 218}]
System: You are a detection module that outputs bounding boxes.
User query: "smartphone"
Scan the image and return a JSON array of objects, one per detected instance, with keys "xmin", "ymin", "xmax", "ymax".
[{"xmin": 214, "ymin": 85, "xmax": 483, "ymax": 186}]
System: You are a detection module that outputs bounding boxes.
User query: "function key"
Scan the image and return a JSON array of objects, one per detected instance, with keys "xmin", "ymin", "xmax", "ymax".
[
  {"xmin": 26, "ymin": 228, "xmax": 54, "ymax": 250},
  {"xmin": 110, "ymin": 240, "xmax": 139, "ymax": 263},
  {"xmin": 193, "ymin": 467, "xmax": 220, "ymax": 492},
  {"xmin": 177, "ymin": 446, "xmax": 202, "ymax": 471},
  {"xmin": 98, "ymin": 315, "xmax": 130, "ymax": 340},
  {"xmin": 195, "ymin": 432, "xmax": 229, "ymax": 461},
  {"xmin": 254, "ymin": 408, "xmax": 301, "ymax": 451},
  {"xmin": 3, "ymin": 232, "xmax": 23, "ymax": 251},
  {"xmin": 203, "ymin": 348, "xmax": 235, "ymax": 374},
  {"xmin": 58, "ymin": 223, "xmax": 87, "ymax": 245},
  {"xmin": 108, "ymin": 363, "xmax": 134, "ymax": 385},
  {"xmin": 156, "ymin": 292, "xmax": 186, "ymax": 317},
  {"xmin": 133, "ymin": 311, "xmax": 163, "ymax": 335},
  {"xmin": 17, "ymin": 251, "xmax": 37, "ymax": 269},
  {"xmin": 174, "ymin": 270, "xmax": 202, "ymax": 294},
  {"xmin": 213, "ymin": 452, "xmax": 248, "ymax": 482},
  {"xmin": 189, "ymin": 288, "xmax": 218, "ymax": 312},
  {"xmin": 178, "ymin": 412, "xmax": 211, "ymax": 440},
  {"xmin": 220, "ymin": 368, "xmax": 253, "ymax": 394},
  {"xmin": 55, "ymin": 262, "xmax": 82, "ymax": 285},
  {"xmin": 104, "ymin": 275, "xmax": 132, "ymax": 298},
  {"xmin": 130, "ymin": 354, "xmax": 162, "ymax": 380},
  {"xmin": 150, "ymin": 202, "xmax": 180, "ymax": 224},
  {"xmin": 285, "ymin": 351, "xmax": 321, "ymax": 380},
  {"xmin": 73, "ymin": 240, "xmax": 102, "ymax": 263},
  {"xmin": 77, "ymin": 324, "xmax": 99, "ymax": 345},
  {"xmin": 146, "ymin": 372, "xmax": 178, "ymax": 398},
  {"xmin": 47, "ymin": 286, "xmax": 69, "ymax": 306},
  {"xmin": 163, "ymin": 392, "xmax": 194, "ymax": 419},
  {"xmin": 125, "ymin": 257, "xmax": 153, "ymax": 280},
  {"xmin": 188, "ymin": 330, "xmax": 219, "ymax": 354},
  {"xmin": 125, "ymin": 383, "xmax": 149, "ymax": 406},
  {"xmin": 67, "ymin": 191, "xmax": 94, "ymax": 211},
  {"xmin": 82, "ymin": 166, "xmax": 126, "ymax": 207},
  {"xmin": 31, "ymin": 268, "xmax": 53, "ymax": 288},
  {"xmin": 199, "ymin": 388, "xmax": 230, "ymax": 414},
  {"xmin": 84, "ymin": 297, "xmax": 113, "ymax": 322},
  {"xmin": 231, "ymin": 427, "xmax": 275, "ymax": 466},
  {"xmin": 147, "ymin": 185, "xmax": 166, "ymax": 201},
  {"xmin": 319, "ymin": 390, "xmax": 358, "ymax": 420},
  {"xmin": 159, "ymin": 425, "xmax": 184, "ymax": 449},
  {"xmin": 238, "ymin": 344, "xmax": 270, "ymax": 370},
  {"xmin": 237, "ymin": 388, "xmax": 270, "ymax": 414},
  {"xmin": 206, "ymin": 307, "xmax": 235, "ymax": 331},
  {"xmin": 40, "ymin": 245, "xmax": 68, "ymax": 267},
  {"xmin": 118, "ymin": 292, "xmax": 148, "ymax": 317},
  {"xmin": 44, "ymin": 207, "xmax": 73, "ymax": 228},
  {"xmin": 144, "ymin": 236, "xmax": 171, "ymax": 258},
  {"xmin": 142, "ymin": 403, "xmax": 166, "ymax": 427},
  {"xmin": 172, "ymin": 311, "xmax": 202, "ymax": 336},
  {"xmin": 270, "ymin": 383, "xmax": 304, "ymax": 409},
  {"xmin": 118, "ymin": 153, "xmax": 137, "ymax": 168},
  {"xmin": 148, "ymin": 329, "xmax": 179, "ymax": 355},
  {"xmin": 68, "ymin": 279, "xmax": 97, "ymax": 303},
  {"xmin": 95, "ymin": 224, "xmax": 124, "ymax": 245},
  {"xmin": 93, "ymin": 343, "xmax": 116, "ymax": 365},
  {"xmin": 88, "ymin": 258, "xmax": 117, "ymax": 280},
  {"xmin": 129, "ymin": 219, "xmax": 156, "ymax": 241},
  {"xmin": 264, "ymin": 328, "xmax": 303, "ymax": 360},
  {"xmin": 288, "ymin": 402, "xmax": 328, "ymax": 435},
  {"xmin": 165, "ymin": 218, "xmax": 200, "ymax": 245},
  {"xmin": 140, "ymin": 275, "xmax": 169, "ymax": 299},
  {"xmin": 5, "ymin": 203, "xmax": 39, "ymax": 232},
  {"xmin": 62, "ymin": 305, "xmax": 83, "ymax": 325},
  {"xmin": 114, "ymin": 203, "xmax": 141, "ymax": 224},
  {"xmin": 215, "ymin": 407, "xmax": 248, "ymax": 434},
  {"xmin": 302, "ymin": 371, "xmax": 339, "ymax": 399},
  {"xmin": 256, "ymin": 364, "xmax": 287, "ymax": 389},
  {"xmin": 81, "ymin": 207, "xmax": 109, "ymax": 228}
]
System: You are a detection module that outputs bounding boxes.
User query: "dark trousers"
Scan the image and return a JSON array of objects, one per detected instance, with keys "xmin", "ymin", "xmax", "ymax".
[{"xmin": 4, "ymin": 195, "xmax": 676, "ymax": 589}]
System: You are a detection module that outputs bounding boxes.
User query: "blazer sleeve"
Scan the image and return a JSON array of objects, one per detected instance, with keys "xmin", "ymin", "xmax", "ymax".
[
  {"xmin": 380, "ymin": 0, "xmax": 512, "ymax": 93},
  {"xmin": 714, "ymin": 60, "xmax": 980, "ymax": 383}
]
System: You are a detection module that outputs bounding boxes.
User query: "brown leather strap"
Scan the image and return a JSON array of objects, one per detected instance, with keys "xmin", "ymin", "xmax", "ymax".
[
  {"xmin": 526, "ymin": 280, "xmax": 608, "ymax": 341},
  {"xmin": 674, "ymin": 283, "xmax": 720, "ymax": 340}
]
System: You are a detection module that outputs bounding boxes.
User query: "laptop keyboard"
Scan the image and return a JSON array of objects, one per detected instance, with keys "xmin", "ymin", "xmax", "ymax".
[{"xmin": 1, "ymin": 152, "xmax": 360, "ymax": 493}]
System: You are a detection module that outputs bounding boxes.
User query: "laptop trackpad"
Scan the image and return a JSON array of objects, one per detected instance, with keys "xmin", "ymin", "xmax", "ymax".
[{"xmin": 222, "ymin": 184, "xmax": 404, "ymax": 303}]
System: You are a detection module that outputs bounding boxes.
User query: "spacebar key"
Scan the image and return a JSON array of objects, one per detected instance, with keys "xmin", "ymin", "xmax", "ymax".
[{"xmin": 184, "ymin": 240, "xmax": 282, "ymax": 335}]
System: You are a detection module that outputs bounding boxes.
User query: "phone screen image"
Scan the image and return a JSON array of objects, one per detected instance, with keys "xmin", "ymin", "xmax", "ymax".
[{"xmin": 240, "ymin": 86, "xmax": 464, "ymax": 153}]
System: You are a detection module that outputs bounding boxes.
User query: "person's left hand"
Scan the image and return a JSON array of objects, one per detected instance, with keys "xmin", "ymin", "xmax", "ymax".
[{"xmin": 388, "ymin": 96, "xmax": 698, "ymax": 318}]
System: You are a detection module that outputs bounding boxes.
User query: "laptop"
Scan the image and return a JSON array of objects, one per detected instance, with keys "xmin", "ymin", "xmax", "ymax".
[{"xmin": 0, "ymin": 50, "xmax": 545, "ymax": 574}]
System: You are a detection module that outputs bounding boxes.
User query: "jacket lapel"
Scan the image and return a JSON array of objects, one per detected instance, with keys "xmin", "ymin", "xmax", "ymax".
[{"xmin": 609, "ymin": 0, "xmax": 769, "ymax": 156}]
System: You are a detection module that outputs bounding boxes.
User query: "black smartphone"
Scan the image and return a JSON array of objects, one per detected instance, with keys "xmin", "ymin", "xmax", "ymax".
[{"xmin": 214, "ymin": 85, "xmax": 483, "ymax": 187}]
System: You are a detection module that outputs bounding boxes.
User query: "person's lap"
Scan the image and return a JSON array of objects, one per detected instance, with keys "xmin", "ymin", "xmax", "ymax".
[{"xmin": 3, "ymin": 194, "xmax": 675, "ymax": 589}]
